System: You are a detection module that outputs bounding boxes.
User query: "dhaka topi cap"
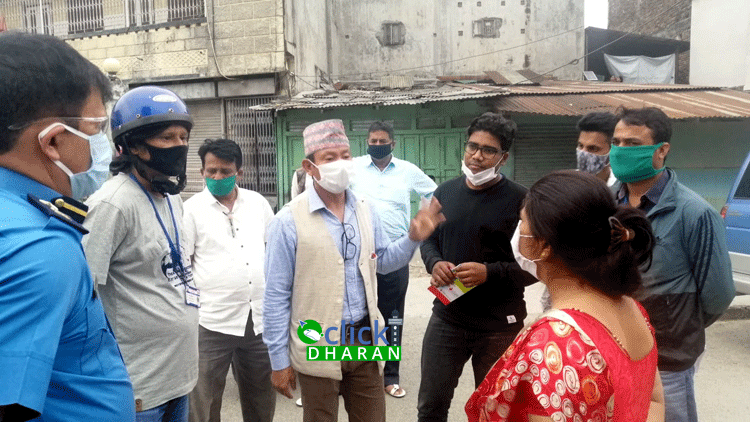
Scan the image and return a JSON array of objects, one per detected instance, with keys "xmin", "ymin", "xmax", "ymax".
[{"xmin": 303, "ymin": 119, "xmax": 350, "ymax": 156}]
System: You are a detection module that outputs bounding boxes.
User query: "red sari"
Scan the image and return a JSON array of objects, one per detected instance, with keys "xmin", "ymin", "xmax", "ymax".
[{"xmin": 466, "ymin": 304, "xmax": 657, "ymax": 422}]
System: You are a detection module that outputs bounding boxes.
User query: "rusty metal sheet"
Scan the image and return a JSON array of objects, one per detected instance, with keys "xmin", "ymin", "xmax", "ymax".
[
  {"xmin": 493, "ymin": 88, "xmax": 750, "ymax": 119},
  {"xmin": 516, "ymin": 69, "xmax": 543, "ymax": 83},
  {"xmin": 484, "ymin": 71, "xmax": 512, "ymax": 85}
]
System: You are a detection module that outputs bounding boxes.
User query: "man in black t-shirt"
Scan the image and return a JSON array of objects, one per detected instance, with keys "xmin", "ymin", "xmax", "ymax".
[{"xmin": 418, "ymin": 112, "xmax": 537, "ymax": 422}]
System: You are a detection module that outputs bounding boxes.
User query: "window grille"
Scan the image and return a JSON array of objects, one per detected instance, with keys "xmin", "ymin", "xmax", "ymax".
[
  {"xmin": 67, "ymin": 0, "xmax": 104, "ymax": 34},
  {"xmin": 128, "ymin": 0, "xmax": 153, "ymax": 27},
  {"xmin": 225, "ymin": 97, "xmax": 277, "ymax": 196},
  {"xmin": 22, "ymin": 2, "xmax": 52, "ymax": 35},
  {"xmin": 381, "ymin": 21, "xmax": 405, "ymax": 46},
  {"xmin": 3, "ymin": 0, "xmax": 206, "ymax": 37},
  {"xmin": 168, "ymin": 0, "xmax": 204, "ymax": 22},
  {"xmin": 472, "ymin": 17, "xmax": 502, "ymax": 38}
]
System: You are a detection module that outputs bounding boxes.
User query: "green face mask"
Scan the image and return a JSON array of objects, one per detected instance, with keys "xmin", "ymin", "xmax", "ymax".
[
  {"xmin": 609, "ymin": 143, "xmax": 666, "ymax": 183},
  {"xmin": 205, "ymin": 175, "xmax": 237, "ymax": 197}
]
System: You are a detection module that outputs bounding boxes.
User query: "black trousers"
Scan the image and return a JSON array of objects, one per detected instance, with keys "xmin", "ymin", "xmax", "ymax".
[
  {"xmin": 376, "ymin": 264, "xmax": 409, "ymax": 387},
  {"xmin": 417, "ymin": 314, "xmax": 519, "ymax": 422}
]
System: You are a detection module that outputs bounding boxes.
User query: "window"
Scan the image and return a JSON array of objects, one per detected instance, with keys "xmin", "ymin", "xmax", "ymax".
[
  {"xmin": 23, "ymin": 2, "xmax": 52, "ymax": 35},
  {"xmin": 128, "ymin": 0, "xmax": 154, "ymax": 26},
  {"xmin": 734, "ymin": 165, "xmax": 750, "ymax": 199},
  {"xmin": 379, "ymin": 21, "xmax": 405, "ymax": 46},
  {"xmin": 67, "ymin": 0, "xmax": 104, "ymax": 34},
  {"xmin": 472, "ymin": 17, "xmax": 502, "ymax": 38},
  {"xmin": 168, "ymin": 0, "xmax": 205, "ymax": 22}
]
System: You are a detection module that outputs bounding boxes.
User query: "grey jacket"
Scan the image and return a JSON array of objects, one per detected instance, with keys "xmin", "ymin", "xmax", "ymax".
[{"xmin": 624, "ymin": 169, "xmax": 735, "ymax": 371}]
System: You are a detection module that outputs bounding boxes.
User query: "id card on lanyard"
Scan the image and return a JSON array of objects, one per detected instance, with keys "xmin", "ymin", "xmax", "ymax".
[{"xmin": 130, "ymin": 174, "xmax": 200, "ymax": 307}]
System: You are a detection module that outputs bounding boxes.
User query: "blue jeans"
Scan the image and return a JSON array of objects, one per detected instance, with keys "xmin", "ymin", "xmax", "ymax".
[
  {"xmin": 661, "ymin": 366, "xmax": 698, "ymax": 422},
  {"xmin": 136, "ymin": 395, "xmax": 189, "ymax": 422}
]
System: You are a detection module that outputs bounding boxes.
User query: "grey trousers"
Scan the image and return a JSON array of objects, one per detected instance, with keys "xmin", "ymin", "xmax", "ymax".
[{"xmin": 189, "ymin": 312, "xmax": 275, "ymax": 422}]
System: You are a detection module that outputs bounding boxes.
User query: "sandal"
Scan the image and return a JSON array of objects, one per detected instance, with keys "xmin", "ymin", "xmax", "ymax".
[{"xmin": 385, "ymin": 384, "xmax": 406, "ymax": 398}]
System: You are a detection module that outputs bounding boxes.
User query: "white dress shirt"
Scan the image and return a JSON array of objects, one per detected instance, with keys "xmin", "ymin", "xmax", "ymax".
[{"xmin": 183, "ymin": 187, "xmax": 274, "ymax": 336}]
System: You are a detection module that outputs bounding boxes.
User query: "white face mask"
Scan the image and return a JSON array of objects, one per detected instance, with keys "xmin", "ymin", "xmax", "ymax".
[
  {"xmin": 462, "ymin": 161, "xmax": 502, "ymax": 186},
  {"xmin": 312, "ymin": 159, "xmax": 355, "ymax": 194},
  {"xmin": 510, "ymin": 221, "xmax": 541, "ymax": 280},
  {"xmin": 39, "ymin": 122, "xmax": 112, "ymax": 201}
]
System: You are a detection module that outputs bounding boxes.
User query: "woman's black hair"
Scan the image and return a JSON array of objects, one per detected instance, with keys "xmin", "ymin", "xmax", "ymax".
[{"xmin": 523, "ymin": 170, "xmax": 655, "ymax": 298}]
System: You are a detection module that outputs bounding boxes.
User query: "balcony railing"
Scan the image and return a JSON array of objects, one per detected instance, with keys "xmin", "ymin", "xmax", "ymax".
[{"xmin": 0, "ymin": 0, "xmax": 205, "ymax": 38}]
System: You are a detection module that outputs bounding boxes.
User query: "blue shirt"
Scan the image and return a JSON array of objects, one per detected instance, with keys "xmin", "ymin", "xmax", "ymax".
[
  {"xmin": 351, "ymin": 155, "xmax": 437, "ymax": 241},
  {"xmin": 263, "ymin": 187, "xmax": 419, "ymax": 370},
  {"xmin": 0, "ymin": 167, "xmax": 134, "ymax": 421},
  {"xmin": 617, "ymin": 170, "xmax": 670, "ymax": 213}
]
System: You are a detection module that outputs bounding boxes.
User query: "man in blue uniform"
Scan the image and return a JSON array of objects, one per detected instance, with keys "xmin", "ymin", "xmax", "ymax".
[{"xmin": 0, "ymin": 32, "xmax": 135, "ymax": 421}]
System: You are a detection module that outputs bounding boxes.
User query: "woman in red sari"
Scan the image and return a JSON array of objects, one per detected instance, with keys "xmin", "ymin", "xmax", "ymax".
[{"xmin": 466, "ymin": 170, "xmax": 665, "ymax": 422}]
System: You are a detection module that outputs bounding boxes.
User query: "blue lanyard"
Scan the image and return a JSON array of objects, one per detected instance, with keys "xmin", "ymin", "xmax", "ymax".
[{"xmin": 129, "ymin": 174, "xmax": 186, "ymax": 283}]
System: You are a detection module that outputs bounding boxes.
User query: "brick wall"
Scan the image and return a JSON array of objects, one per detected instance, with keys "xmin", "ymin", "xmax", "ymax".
[
  {"xmin": 608, "ymin": 0, "xmax": 691, "ymax": 83},
  {"xmin": 66, "ymin": 0, "xmax": 284, "ymax": 82}
]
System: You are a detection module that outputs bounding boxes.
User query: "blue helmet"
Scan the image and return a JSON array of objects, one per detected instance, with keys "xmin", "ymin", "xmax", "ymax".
[{"xmin": 111, "ymin": 86, "xmax": 193, "ymax": 142}]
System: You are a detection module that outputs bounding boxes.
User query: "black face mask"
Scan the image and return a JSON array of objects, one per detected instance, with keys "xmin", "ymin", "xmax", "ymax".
[
  {"xmin": 368, "ymin": 144, "xmax": 392, "ymax": 160},
  {"xmin": 129, "ymin": 144, "xmax": 189, "ymax": 195},
  {"xmin": 141, "ymin": 144, "xmax": 188, "ymax": 176},
  {"xmin": 132, "ymin": 158, "xmax": 187, "ymax": 195}
]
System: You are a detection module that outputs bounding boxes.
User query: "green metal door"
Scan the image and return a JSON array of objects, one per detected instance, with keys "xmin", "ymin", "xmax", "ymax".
[{"xmin": 420, "ymin": 132, "xmax": 463, "ymax": 185}]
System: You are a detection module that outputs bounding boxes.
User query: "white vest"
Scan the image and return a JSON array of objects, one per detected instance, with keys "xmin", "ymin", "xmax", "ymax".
[{"xmin": 288, "ymin": 193, "xmax": 386, "ymax": 380}]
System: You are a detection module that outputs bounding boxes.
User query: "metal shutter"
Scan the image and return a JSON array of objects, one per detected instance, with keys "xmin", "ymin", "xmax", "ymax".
[
  {"xmin": 225, "ymin": 97, "xmax": 276, "ymax": 197},
  {"xmin": 182, "ymin": 99, "xmax": 223, "ymax": 199},
  {"xmin": 513, "ymin": 124, "xmax": 579, "ymax": 188}
]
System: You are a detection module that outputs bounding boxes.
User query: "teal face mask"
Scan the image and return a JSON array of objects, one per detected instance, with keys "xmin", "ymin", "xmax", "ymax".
[
  {"xmin": 205, "ymin": 175, "xmax": 237, "ymax": 197},
  {"xmin": 609, "ymin": 143, "xmax": 666, "ymax": 183}
]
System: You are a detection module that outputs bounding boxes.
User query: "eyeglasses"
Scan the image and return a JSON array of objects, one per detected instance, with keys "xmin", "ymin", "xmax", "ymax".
[
  {"xmin": 341, "ymin": 223, "xmax": 357, "ymax": 261},
  {"xmin": 465, "ymin": 142, "xmax": 502, "ymax": 159},
  {"xmin": 8, "ymin": 116, "xmax": 109, "ymax": 133}
]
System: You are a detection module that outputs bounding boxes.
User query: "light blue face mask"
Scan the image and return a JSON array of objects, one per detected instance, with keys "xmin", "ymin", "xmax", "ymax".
[{"xmin": 39, "ymin": 122, "xmax": 113, "ymax": 200}]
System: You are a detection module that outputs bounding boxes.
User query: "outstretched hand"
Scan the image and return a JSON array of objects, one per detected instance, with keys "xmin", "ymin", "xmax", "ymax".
[{"xmin": 408, "ymin": 197, "xmax": 445, "ymax": 242}]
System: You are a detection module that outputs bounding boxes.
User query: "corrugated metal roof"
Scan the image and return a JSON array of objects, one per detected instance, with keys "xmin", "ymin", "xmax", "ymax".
[
  {"xmin": 251, "ymin": 85, "xmax": 510, "ymax": 111},
  {"xmin": 505, "ymin": 80, "xmax": 719, "ymax": 95},
  {"xmin": 254, "ymin": 79, "xmax": 750, "ymax": 119},
  {"xmin": 494, "ymin": 87, "xmax": 750, "ymax": 119}
]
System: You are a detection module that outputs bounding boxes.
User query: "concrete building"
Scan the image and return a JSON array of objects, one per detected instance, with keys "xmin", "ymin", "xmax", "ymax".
[
  {"xmin": 284, "ymin": 0, "xmax": 585, "ymax": 88},
  {"xmin": 690, "ymin": 0, "xmax": 750, "ymax": 90},
  {"xmin": 608, "ymin": 0, "xmax": 691, "ymax": 84},
  {"xmin": 1, "ymin": 0, "xmax": 285, "ymax": 202}
]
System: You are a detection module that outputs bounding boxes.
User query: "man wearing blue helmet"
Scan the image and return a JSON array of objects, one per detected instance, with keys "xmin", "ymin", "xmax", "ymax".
[{"xmin": 82, "ymin": 86, "xmax": 199, "ymax": 422}]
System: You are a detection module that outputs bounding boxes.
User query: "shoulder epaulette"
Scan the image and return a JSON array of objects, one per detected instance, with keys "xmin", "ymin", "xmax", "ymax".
[
  {"xmin": 27, "ymin": 194, "xmax": 89, "ymax": 235},
  {"xmin": 53, "ymin": 196, "xmax": 88, "ymax": 224}
]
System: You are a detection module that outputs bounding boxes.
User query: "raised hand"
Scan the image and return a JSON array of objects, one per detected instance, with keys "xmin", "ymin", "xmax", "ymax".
[{"xmin": 408, "ymin": 197, "xmax": 445, "ymax": 242}]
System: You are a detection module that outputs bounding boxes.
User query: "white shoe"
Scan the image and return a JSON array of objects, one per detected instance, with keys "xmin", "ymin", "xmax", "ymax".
[{"xmin": 296, "ymin": 398, "xmax": 303, "ymax": 407}]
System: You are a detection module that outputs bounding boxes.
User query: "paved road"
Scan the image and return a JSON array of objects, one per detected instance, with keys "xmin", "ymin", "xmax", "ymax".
[{"xmin": 218, "ymin": 259, "xmax": 750, "ymax": 421}]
